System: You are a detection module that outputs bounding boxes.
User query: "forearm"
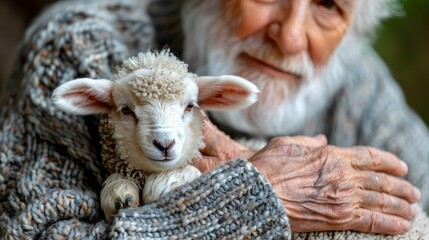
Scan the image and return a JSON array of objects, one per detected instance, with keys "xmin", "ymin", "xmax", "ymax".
[{"xmin": 110, "ymin": 159, "xmax": 291, "ymax": 239}]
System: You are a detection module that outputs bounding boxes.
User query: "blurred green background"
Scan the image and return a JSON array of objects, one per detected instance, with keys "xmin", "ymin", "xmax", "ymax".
[{"xmin": 374, "ymin": 0, "xmax": 429, "ymax": 126}]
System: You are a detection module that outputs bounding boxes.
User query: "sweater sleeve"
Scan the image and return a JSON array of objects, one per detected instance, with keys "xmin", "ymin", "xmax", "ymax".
[
  {"xmin": 0, "ymin": 1, "xmax": 291, "ymax": 239},
  {"xmin": 110, "ymin": 159, "xmax": 291, "ymax": 239}
]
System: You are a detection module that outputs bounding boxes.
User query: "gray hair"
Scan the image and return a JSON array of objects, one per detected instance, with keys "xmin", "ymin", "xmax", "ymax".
[{"xmin": 353, "ymin": 0, "xmax": 401, "ymax": 40}]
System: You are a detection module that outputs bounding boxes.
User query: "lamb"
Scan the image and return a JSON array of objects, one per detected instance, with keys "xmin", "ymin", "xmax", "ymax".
[{"xmin": 51, "ymin": 50, "xmax": 259, "ymax": 220}]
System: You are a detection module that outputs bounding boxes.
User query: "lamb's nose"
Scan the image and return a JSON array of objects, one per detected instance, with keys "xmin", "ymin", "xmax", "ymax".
[{"xmin": 153, "ymin": 139, "xmax": 175, "ymax": 153}]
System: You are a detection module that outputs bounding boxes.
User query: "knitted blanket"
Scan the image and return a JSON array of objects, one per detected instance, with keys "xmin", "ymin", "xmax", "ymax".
[{"xmin": 0, "ymin": 0, "xmax": 428, "ymax": 239}]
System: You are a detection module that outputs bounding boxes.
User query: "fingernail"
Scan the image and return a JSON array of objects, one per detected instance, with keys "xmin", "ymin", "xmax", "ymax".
[
  {"xmin": 414, "ymin": 187, "xmax": 421, "ymax": 201},
  {"xmin": 401, "ymin": 221, "xmax": 411, "ymax": 231},
  {"xmin": 400, "ymin": 161, "xmax": 408, "ymax": 173},
  {"xmin": 410, "ymin": 205, "xmax": 417, "ymax": 218},
  {"xmin": 314, "ymin": 134, "xmax": 326, "ymax": 142},
  {"xmin": 314, "ymin": 134, "xmax": 323, "ymax": 139}
]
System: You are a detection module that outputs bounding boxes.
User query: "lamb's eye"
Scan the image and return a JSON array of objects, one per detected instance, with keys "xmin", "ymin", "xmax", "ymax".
[
  {"xmin": 185, "ymin": 102, "xmax": 194, "ymax": 112},
  {"xmin": 121, "ymin": 106, "xmax": 133, "ymax": 115}
]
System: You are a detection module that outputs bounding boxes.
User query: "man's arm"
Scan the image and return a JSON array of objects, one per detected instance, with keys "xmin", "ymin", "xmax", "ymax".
[
  {"xmin": 195, "ymin": 113, "xmax": 420, "ymax": 235},
  {"xmin": 110, "ymin": 159, "xmax": 290, "ymax": 239}
]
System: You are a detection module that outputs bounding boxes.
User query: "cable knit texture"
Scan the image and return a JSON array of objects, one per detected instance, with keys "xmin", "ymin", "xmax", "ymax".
[
  {"xmin": 0, "ymin": 0, "xmax": 428, "ymax": 239},
  {"xmin": 110, "ymin": 159, "xmax": 290, "ymax": 239}
]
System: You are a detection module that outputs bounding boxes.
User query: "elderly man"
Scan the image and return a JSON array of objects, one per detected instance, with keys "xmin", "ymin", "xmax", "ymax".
[
  {"xmin": 186, "ymin": 0, "xmax": 429, "ymax": 233},
  {"xmin": 0, "ymin": 0, "xmax": 428, "ymax": 239}
]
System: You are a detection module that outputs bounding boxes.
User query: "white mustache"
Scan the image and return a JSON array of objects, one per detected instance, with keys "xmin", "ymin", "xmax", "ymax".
[{"xmin": 239, "ymin": 36, "xmax": 315, "ymax": 79}]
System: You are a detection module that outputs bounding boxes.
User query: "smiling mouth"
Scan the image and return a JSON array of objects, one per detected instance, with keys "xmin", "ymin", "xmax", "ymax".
[{"xmin": 239, "ymin": 53, "xmax": 301, "ymax": 80}]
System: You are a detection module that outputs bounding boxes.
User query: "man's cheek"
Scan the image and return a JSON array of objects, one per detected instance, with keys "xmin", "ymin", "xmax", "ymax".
[
  {"xmin": 308, "ymin": 25, "xmax": 348, "ymax": 67},
  {"xmin": 230, "ymin": 1, "xmax": 273, "ymax": 39}
]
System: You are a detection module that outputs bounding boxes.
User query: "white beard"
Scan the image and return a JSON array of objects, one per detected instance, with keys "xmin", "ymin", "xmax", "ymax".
[{"xmin": 182, "ymin": 1, "xmax": 366, "ymax": 138}]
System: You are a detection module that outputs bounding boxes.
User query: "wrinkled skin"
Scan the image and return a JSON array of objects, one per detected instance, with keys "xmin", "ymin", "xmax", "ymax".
[{"xmin": 194, "ymin": 118, "xmax": 421, "ymax": 235}]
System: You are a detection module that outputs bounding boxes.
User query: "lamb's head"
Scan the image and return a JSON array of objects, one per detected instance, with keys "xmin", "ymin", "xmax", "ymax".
[{"xmin": 52, "ymin": 50, "xmax": 259, "ymax": 172}]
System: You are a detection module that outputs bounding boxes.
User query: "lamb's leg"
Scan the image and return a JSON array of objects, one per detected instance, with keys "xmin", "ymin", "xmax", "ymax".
[
  {"xmin": 100, "ymin": 173, "xmax": 140, "ymax": 221},
  {"xmin": 142, "ymin": 165, "xmax": 201, "ymax": 204}
]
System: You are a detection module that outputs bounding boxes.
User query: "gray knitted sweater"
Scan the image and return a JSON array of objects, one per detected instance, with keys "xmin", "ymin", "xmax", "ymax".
[{"xmin": 0, "ymin": 0, "xmax": 428, "ymax": 239}]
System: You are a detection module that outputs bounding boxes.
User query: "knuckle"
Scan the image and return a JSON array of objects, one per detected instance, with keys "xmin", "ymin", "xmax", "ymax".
[
  {"xmin": 270, "ymin": 136, "xmax": 287, "ymax": 145},
  {"xmin": 369, "ymin": 211, "xmax": 384, "ymax": 233},
  {"xmin": 378, "ymin": 193, "xmax": 387, "ymax": 212},
  {"xmin": 380, "ymin": 174, "xmax": 393, "ymax": 193},
  {"xmin": 371, "ymin": 173, "xmax": 381, "ymax": 189},
  {"xmin": 335, "ymin": 205, "xmax": 354, "ymax": 219},
  {"xmin": 352, "ymin": 146, "xmax": 366, "ymax": 155},
  {"xmin": 369, "ymin": 209, "xmax": 409, "ymax": 235},
  {"xmin": 380, "ymin": 194, "xmax": 393, "ymax": 213},
  {"xmin": 321, "ymin": 145, "xmax": 334, "ymax": 156},
  {"xmin": 365, "ymin": 147, "xmax": 381, "ymax": 167},
  {"xmin": 316, "ymin": 146, "xmax": 336, "ymax": 165}
]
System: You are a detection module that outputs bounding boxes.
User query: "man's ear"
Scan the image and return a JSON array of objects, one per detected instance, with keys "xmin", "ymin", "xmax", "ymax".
[
  {"xmin": 52, "ymin": 78, "xmax": 114, "ymax": 115},
  {"xmin": 195, "ymin": 75, "xmax": 259, "ymax": 111}
]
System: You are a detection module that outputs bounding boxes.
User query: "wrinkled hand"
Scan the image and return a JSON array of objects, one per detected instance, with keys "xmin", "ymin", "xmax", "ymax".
[
  {"xmin": 193, "ymin": 116, "xmax": 254, "ymax": 172},
  {"xmin": 250, "ymin": 136, "xmax": 421, "ymax": 235}
]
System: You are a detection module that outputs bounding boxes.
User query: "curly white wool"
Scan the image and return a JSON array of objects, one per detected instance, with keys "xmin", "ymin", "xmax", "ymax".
[{"xmin": 114, "ymin": 51, "xmax": 195, "ymax": 101}]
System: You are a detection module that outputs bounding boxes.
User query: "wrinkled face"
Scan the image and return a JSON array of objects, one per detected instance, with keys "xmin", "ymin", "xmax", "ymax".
[
  {"xmin": 227, "ymin": 0, "xmax": 356, "ymax": 76},
  {"xmin": 110, "ymin": 78, "xmax": 202, "ymax": 172},
  {"xmin": 183, "ymin": 0, "xmax": 358, "ymax": 136},
  {"xmin": 216, "ymin": 0, "xmax": 356, "ymax": 107}
]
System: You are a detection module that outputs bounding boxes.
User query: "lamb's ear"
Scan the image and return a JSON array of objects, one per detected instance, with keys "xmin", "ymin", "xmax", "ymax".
[
  {"xmin": 195, "ymin": 75, "xmax": 259, "ymax": 111},
  {"xmin": 52, "ymin": 78, "xmax": 114, "ymax": 115}
]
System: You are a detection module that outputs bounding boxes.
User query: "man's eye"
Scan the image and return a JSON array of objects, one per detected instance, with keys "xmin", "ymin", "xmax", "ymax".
[
  {"xmin": 253, "ymin": 0, "xmax": 277, "ymax": 3},
  {"xmin": 318, "ymin": 0, "xmax": 337, "ymax": 9},
  {"xmin": 121, "ymin": 106, "xmax": 133, "ymax": 115}
]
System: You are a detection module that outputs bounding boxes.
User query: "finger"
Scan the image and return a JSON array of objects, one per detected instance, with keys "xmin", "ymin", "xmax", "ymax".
[
  {"xmin": 200, "ymin": 117, "xmax": 250, "ymax": 154},
  {"xmin": 200, "ymin": 116, "xmax": 222, "ymax": 141},
  {"xmin": 352, "ymin": 208, "xmax": 411, "ymax": 235},
  {"xmin": 350, "ymin": 146, "xmax": 408, "ymax": 176},
  {"xmin": 290, "ymin": 214, "xmax": 411, "ymax": 235},
  {"xmin": 192, "ymin": 156, "xmax": 224, "ymax": 173},
  {"xmin": 359, "ymin": 189, "xmax": 416, "ymax": 220},
  {"xmin": 360, "ymin": 171, "xmax": 421, "ymax": 203},
  {"xmin": 269, "ymin": 134, "xmax": 328, "ymax": 148}
]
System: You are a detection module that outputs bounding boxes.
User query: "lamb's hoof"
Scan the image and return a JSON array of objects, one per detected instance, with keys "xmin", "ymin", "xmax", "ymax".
[{"xmin": 114, "ymin": 194, "xmax": 138, "ymax": 211}]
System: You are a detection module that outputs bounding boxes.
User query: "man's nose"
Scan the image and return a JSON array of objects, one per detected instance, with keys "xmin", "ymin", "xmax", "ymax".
[{"xmin": 267, "ymin": 3, "xmax": 308, "ymax": 55}]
